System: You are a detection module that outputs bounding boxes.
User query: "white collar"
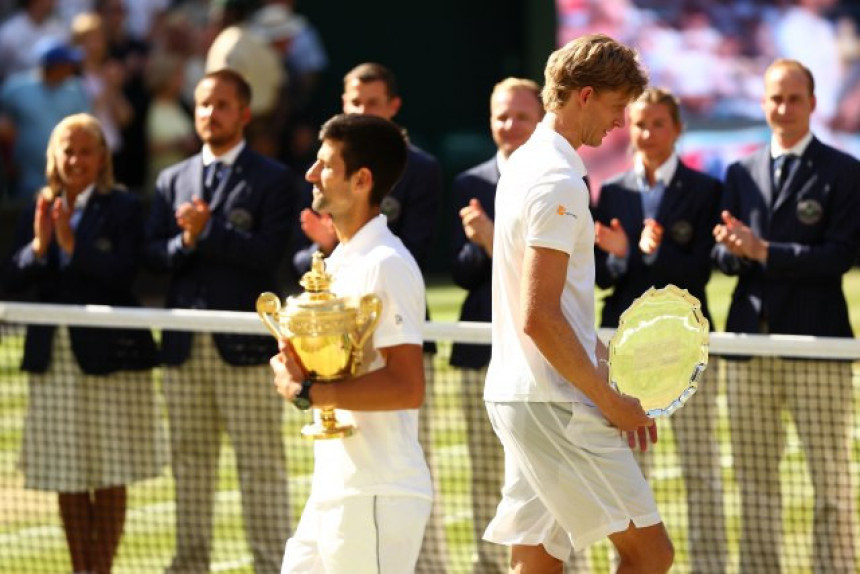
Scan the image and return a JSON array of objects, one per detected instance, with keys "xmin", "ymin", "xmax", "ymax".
[
  {"xmin": 771, "ymin": 131, "xmax": 812, "ymax": 159},
  {"xmin": 634, "ymin": 152, "xmax": 678, "ymax": 188},
  {"xmin": 62, "ymin": 183, "xmax": 95, "ymax": 211},
  {"xmin": 202, "ymin": 139, "xmax": 246, "ymax": 166},
  {"xmin": 495, "ymin": 150, "xmax": 508, "ymax": 176},
  {"xmin": 535, "ymin": 114, "xmax": 588, "ymax": 177},
  {"xmin": 329, "ymin": 214, "xmax": 389, "ymax": 264}
]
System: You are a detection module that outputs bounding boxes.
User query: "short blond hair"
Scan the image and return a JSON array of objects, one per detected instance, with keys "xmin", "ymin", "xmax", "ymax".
[
  {"xmin": 541, "ymin": 34, "xmax": 647, "ymax": 112},
  {"xmin": 491, "ymin": 77, "xmax": 543, "ymax": 110},
  {"xmin": 42, "ymin": 113, "xmax": 114, "ymax": 201}
]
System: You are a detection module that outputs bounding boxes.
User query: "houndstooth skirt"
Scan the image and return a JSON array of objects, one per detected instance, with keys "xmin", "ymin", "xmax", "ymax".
[{"xmin": 20, "ymin": 327, "xmax": 166, "ymax": 492}]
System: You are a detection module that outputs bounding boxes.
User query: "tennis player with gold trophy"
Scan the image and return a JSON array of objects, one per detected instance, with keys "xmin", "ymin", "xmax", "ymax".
[{"xmin": 256, "ymin": 252, "xmax": 381, "ymax": 439}]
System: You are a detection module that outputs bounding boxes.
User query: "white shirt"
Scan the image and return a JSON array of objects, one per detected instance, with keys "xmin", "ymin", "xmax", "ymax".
[
  {"xmin": 770, "ymin": 130, "xmax": 812, "ymax": 159},
  {"xmin": 0, "ymin": 12, "xmax": 68, "ymax": 79},
  {"xmin": 633, "ymin": 152, "xmax": 678, "ymax": 191},
  {"xmin": 485, "ymin": 115, "xmax": 597, "ymax": 405},
  {"xmin": 310, "ymin": 214, "xmax": 432, "ymax": 503},
  {"xmin": 202, "ymin": 139, "xmax": 245, "ymax": 167}
]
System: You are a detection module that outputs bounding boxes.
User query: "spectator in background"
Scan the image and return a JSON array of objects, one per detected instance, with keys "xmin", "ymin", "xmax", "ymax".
[
  {"xmin": 0, "ymin": 41, "xmax": 90, "ymax": 203},
  {"xmin": 0, "ymin": 0, "xmax": 68, "ymax": 81},
  {"xmin": 144, "ymin": 50, "xmax": 197, "ymax": 193},
  {"xmin": 831, "ymin": 13, "xmax": 860, "ymax": 132},
  {"xmin": 712, "ymin": 58, "xmax": 859, "ymax": 574},
  {"xmin": 248, "ymin": 2, "xmax": 303, "ymax": 160},
  {"xmin": 292, "ymin": 63, "xmax": 441, "ymax": 278},
  {"xmin": 71, "ymin": 12, "xmax": 134, "ymax": 163},
  {"xmin": 266, "ymin": 0, "xmax": 327, "ymax": 88},
  {"xmin": 291, "ymin": 61, "xmax": 445, "ymax": 573},
  {"xmin": 449, "ymin": 77, "xmax": 544, "ymax": 574},
  {"xmin": 205, "ymin": 0, "xmax": 286, "ymax": 157},
  {"xmin": 94, "ymin": 0, "xmax": 152, "ymax": 192},
  {"xmin": 593, "ymin": 87, "xmax": 725, "ymax": 574},
  {"xmin": 2, "ymin": 112, "xmax": 162, "ymax": 574},
  {"xmin": 261, "ymin": 0, "xmax": 329, "ymax": 170},
  {"xmin": 120, "ymin": 0, "xmax": 169, "ymax": 44},
  {"xmin": 144, "ymin": 69, "xmax": 294, "ymax": 574}
]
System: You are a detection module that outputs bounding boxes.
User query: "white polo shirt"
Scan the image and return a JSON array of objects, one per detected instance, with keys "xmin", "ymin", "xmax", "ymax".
[
  {"xmin": 310, "ymin": 214, "xmax": 432, "ymax": 503},
  {"xmin": 485, "ymin": 115, "xmax": 597, "ymax": 405}
]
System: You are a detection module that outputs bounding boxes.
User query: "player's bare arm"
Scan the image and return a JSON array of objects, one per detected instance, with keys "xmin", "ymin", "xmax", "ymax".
[{"xmin": 521, "ymin": 245, "xmax": 652, "ymax": 433}]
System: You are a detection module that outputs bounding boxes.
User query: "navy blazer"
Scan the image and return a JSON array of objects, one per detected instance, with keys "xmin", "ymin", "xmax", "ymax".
[
  {"xmin": 449, "ymin": 157, "xmax": 498, "ymax": 369},
  {"xmin": 145, "ymin": 146, "xmax": 296, "ymax": 366},
  {"xmin": 3, "ymin": 188, "xmax": 157, "ymax": 374},
  {"xmin": 594, "ymin": 160, "xmax": 722, "ymax": 328},
  {"xmin": 712, "ymin": 137, "xmax": 860, "ymax": 337}
]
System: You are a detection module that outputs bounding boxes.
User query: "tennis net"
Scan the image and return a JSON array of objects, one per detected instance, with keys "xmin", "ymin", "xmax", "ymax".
[{"xmin": 0, "ymin": 301, "xmax": 857, "ymax": 573}]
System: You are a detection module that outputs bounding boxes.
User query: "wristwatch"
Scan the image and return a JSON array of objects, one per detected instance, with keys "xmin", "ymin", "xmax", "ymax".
[{"xmin": 293, "ymin": 379, "xmax": 314, "ymax": 411}]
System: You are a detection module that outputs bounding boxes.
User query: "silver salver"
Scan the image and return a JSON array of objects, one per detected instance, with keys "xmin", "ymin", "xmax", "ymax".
[{"xmin": 608, "ymin": 285, "xmax": 709, "ymax": 418}]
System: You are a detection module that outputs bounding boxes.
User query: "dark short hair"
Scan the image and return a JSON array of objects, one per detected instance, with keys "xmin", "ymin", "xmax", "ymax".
[
  {"xmin": 200, "ymin": 68, "xmax": 253, "ymax": 107},
  {"xmin": 319, "ymin": 114, "xmax": 408, "ymax": 207},
  {"xmin": 343, "ymin": 62, "xmax": 399, "ymax": 99}
]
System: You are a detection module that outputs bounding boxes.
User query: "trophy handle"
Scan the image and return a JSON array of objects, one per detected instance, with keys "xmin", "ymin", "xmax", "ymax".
[
  {"xmin": 256, "ymin": 292, "xmax": 284, "ymax": 340},
  {"xmin": 350, "ymin": 294, "xmax": 382, "ymax": 372}
]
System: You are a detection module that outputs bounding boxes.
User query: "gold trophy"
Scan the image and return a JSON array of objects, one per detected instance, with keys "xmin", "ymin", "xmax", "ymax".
[
  {"xmin": 256, "ymin": 252, "xmax": 382, "ymax": 439},
  {"xmin": 608, "ymin": 285, "xmax": 709, "ymax": 418}
]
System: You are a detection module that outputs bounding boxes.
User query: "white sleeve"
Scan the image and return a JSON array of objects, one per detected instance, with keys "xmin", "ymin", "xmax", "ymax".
[
  {"xmin": 525, "ymin": 174, "xmax": 589, "ymax": 255},
  {"xmin": 367, "ymin": 255, "xmax": 425, "ymax": 350}
]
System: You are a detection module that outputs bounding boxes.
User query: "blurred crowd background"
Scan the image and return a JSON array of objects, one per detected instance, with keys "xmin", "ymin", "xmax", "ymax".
[{"xmin": 0, "ymin": 0, "xmax": 857, "ymax": 276}]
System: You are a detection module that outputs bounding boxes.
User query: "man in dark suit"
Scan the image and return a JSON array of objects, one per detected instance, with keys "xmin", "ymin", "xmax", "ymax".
[
  {"xmin": 593, "ymin": 87, "xmax": 725, "ymax": 573},
  {"xmin": 449, "ymin": 77, "xmax": 543, "ymax": 574},
  {"xmin": 713, "ymin": 59, "xmax": 860, "ymax": 574},
  {"xmin": 290, "ymin": 62, "xmax": 446, "ymax": 572},
  {"xmin": 291, "ymin": 62, "xmax": 441, "ymax": 275},
  {"xmin": 145, "ymin": 69, "xmax": 294, "ymax": 574}
]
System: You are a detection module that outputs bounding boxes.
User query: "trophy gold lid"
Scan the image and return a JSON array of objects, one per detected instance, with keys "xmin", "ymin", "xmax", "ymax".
[
  {"xmin": 289, "ymin": 252, "xmax": 347, "ymax": 310},
  {"xmin": 283, "ymin": 252, "xmax": 356, "ymax": 340}
]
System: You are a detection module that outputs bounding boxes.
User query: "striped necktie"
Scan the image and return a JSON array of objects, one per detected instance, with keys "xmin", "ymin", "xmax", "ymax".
[{"xmin": 204, "ymin": 161, "xmax": 224, "ymax": 202}]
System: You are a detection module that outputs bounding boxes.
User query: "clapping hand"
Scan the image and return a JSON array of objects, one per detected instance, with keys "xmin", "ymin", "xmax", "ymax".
[
  {"xmin": 52, "ymin": 197, "xmax": 75, "ymax": 256},
  {"xmin": 459, "ymin": 198, "xmax": 494, "ymax": 256},
  {"xmin": 638, "ymin": 218, "xmax": 663, "ymax": 255},
  {"xmin": 31, "ymin": 195, "xmax": 54, "ymax": 257},
  {"xmin": 595, "ymin": 217, "xmax": 629, "ymax": 257},
  {"xmin": 713, "ymin": 210, "xmax": 767, "ymax": 262},
  {"xmin": 175, "ymin": 197, "xmax": 211, "ymax": 248},
  {"xmin": 299, "ymin": 208, "xmax": 337, "ymax": 255}
]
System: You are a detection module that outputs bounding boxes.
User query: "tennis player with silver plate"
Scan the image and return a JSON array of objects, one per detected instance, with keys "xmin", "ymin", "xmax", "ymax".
[{"xmin": 608, "ymin": 284, "xmax": 709, "ymax": 417}]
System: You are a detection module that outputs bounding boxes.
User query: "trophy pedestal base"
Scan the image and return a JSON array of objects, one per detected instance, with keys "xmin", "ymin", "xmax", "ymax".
[{"xmin": 301, "ymin": 422, "xmax": 355, "ymax": 440}]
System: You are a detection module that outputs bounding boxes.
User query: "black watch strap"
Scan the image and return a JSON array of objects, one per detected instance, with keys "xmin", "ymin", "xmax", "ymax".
[{"xmin": 293, "ymin": 379, "xmax": 313, "ymax": 411}]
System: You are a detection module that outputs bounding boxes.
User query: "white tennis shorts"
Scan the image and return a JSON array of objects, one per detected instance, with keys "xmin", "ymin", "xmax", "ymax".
[
  {"xmin": 281, "ymin": 494, "xmax": 431, "ymax": 573},
  {"xmin": 483, "ymin": 401, "xmax": 662, "ymax": 560}
]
